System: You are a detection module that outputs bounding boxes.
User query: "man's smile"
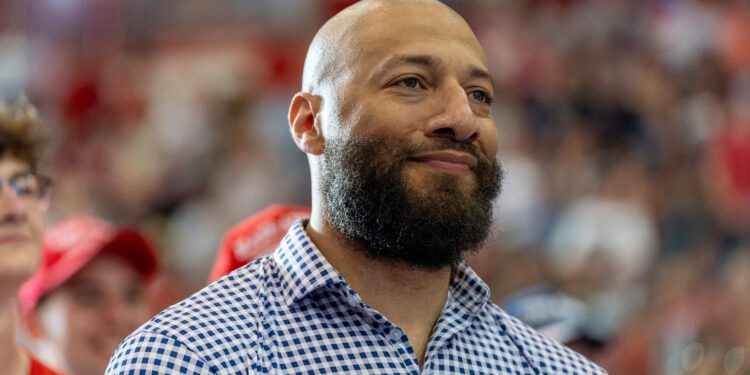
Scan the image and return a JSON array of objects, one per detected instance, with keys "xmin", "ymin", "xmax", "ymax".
[{"xmin": 408, "ymin": 150, "xmax": 478, "ymax": 176}]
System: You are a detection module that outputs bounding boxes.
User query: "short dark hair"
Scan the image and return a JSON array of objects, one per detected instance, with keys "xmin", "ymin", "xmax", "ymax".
[{"xmin": 0, "ymin": 101, "xmax": 49, "ymax": 172}]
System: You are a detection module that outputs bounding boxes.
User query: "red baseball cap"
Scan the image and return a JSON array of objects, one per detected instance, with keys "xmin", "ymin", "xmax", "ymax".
[
  {"xmin": 208, "ymin": 204, "xmax": 310, "ymax": 283},
  {"xmin": 19, "ymin": 215, "xmax": 158, "ymax": 315}
]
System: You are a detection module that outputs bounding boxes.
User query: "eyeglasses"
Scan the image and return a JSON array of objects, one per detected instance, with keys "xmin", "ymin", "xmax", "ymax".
[{"xmin": 0, "ymin": 172, "xmax": 53, "ymax": 207}]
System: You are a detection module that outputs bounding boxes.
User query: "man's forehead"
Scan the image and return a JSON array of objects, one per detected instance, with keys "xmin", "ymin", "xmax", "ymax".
[
  {"xmin": 0, "ymin": 155, "xmax": 31, "ymax": 176},
  {"xmin": 66, "ymin": 254, "xmax": 142, "ymax": 285},
  {"xmin": 348, "ymin": 2, "xmax": 482, "ymax": 52},
  {"xmin": 355, "ymin": 29, "xmax": 488, "ymax": 67},
  {"xmin": 302, "ymin": 0, "xmax": 486, "ymax": 92},
  {"xmin": 347, "ymin": 5, "xmax": 488, "ymax": 71}
]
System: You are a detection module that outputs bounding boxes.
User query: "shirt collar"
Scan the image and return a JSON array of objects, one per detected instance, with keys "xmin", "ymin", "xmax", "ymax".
[
  {"xmin": 273, "ymin": 220, "xmax": 491, "ymax": 314},
  {"xmin": 272, "ymin": 220, "xmax": 347, "ymax": 306},
  {"xmin": 449, "ymin": 259, "xmax": 491, "ymax": 315}
]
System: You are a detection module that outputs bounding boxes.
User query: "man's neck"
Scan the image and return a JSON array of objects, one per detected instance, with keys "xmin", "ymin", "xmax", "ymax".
[
  {"xmin": 0, "ymin": 295, "xmax": 30, "ymax": 375},
  {"xmin": 306, "ymin": 215, "xmax": 452, "ymax": 367}
]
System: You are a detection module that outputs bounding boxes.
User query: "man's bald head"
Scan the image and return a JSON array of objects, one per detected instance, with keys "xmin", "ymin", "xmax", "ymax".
[{"xmin": 301, "ymin": 0, "xmax": 484, "ymax": 95}]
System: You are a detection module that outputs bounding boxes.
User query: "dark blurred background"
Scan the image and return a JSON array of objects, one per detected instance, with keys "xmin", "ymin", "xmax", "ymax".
[{"xmin": 1, "ymin": 0, "xmax": 749, "ymax": 373}]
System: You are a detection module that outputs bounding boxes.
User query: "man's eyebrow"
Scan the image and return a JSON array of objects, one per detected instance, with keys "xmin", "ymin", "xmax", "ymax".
[
  {"xmin": 470, "ymin": 66, "xmax": 495, "ymax": 87},
  {"xmin": 5, "ymin": 170, "xmax": 32, "ymax": 180},
  {"xmin": 373, "ymin": 54, "xmax": 441, "ymax": 80},
  {"xmin": 374, "ymin": 54, "xmax": 494, "ymax": 86},
  {"xmin": 381, "ymin": 54, "xmax": 440, "ymax": 71}
]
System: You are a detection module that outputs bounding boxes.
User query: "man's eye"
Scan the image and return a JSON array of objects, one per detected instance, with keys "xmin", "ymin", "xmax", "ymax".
[
  {"xmin": 395, "ymin": 77, "xmax": 421, "ymax": 89},
  {"xmin": 124, "ymin": 286, "xmax": 145, "ymax": 305},
  {"xmin": 10, "ymin": 176, "xmax": 38, "ymax": 197},
  {"xmin": 469, "ymin": 90, "xmax": 493, "ymax": 105},
  {"xmin": 14, "ymin": 186, "xmax": 35, "ymax": 196},
  {"xmin": 70, "ymin": 287, "xmax": 104, "ymax": 307}
]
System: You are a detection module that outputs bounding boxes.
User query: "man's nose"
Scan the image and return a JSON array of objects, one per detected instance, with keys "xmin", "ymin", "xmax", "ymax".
[
  {"xmin": 0, "ymin": 185, "xmax": 27, "ymax": 223},
  {"xmin": 100, "ymin": 297, "xmax": 137, "ymax": 329},
  {"xmin": 424, "ymin": 83, "xmax": 480, "ymax": 144}
]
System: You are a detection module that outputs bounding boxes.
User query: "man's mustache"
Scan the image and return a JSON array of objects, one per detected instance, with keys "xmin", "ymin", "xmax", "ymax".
[{"xmin": 404, "ymin": 139, "xmax": 493, "ymax": 167}]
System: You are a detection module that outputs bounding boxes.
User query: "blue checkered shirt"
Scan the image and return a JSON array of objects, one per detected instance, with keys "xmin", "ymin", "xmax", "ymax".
[{"xmin": 107, "ymin": 221, "xmax": 605, "ymax": 374}]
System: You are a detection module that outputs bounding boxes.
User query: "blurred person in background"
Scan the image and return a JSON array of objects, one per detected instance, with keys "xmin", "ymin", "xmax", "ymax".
[
  {"xmin": 0, "ymin": 101, "xmax": 59, "ymax": 375},
  {"xmin": 500, "ymin": 147, "xmax": 657, "ymax": 368},
  {"xmin": 106, "ymin": 0, "xmax": 604, "ymax": 373},
  {"xmin": 208, "ymin": 204, "xmax": 310, "ymax": 283},
  {"xmin": 20, "ymin": 215, "xmax": 158, "ymax": 375},
  {"xmin": 707, "ymin": 71, "xmax": 750, "ymax": 242}
]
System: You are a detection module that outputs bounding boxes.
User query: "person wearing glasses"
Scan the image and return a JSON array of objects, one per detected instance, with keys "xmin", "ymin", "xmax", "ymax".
[
  {"xmin": 107, "ymin": 0, "xmax": 605, "ymax": 373},
  {"xmin": 0, "ymin": 102, "xmax": 59, "ymax": 375},
  {"xmin": 20, "ymin": 215, "xmax": 159, "ymax": 375}
]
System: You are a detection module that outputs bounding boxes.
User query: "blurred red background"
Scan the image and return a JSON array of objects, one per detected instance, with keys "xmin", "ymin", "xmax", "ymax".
[{"xmin": 2, "ymin": 1, "xmax": 749, "ymax": 373}]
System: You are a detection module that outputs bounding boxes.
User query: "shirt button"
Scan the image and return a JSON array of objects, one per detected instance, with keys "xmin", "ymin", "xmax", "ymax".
[{"xmin": 389, "ymin": 329, "xmax": 402, "ymax": 341}]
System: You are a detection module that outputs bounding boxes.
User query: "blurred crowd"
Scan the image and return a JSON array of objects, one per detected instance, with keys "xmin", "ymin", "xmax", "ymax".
[{"xmin": 1, "ymin": 0, "xmax": 749, "ymax": 373}]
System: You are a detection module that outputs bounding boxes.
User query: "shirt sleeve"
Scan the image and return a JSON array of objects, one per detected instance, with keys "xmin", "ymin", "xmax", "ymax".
[{"xmin": 106, "ymin": 330, "xmax": 214, "ymax": 375}]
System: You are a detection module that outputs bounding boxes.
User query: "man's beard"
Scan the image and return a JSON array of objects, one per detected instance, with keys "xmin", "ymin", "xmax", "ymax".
[{"xmin": 321, "ymin": 135, "xmax": 503, "ymax": 270}]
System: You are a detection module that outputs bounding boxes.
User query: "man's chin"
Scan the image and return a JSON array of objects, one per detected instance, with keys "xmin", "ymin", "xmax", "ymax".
[
  {"xmin": 0, "ymin": 245, "xmax": 41, "ymax": 278},
  {"xmin": 403, "ymin": 169, "xmax": 479, "ymax": 199}
]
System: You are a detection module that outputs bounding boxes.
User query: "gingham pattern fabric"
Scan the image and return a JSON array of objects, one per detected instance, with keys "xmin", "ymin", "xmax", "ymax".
[{"xmin": 107, "ymin": 221, "xmax": 606, "ymax": 374}]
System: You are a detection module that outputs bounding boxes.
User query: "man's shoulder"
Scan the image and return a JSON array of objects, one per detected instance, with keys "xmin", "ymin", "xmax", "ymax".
[
  {"xmin": 484, "ymin": 303, "xmax": 607, "ymax": 374},
  {"xmin": 108, "ymin": 257, "xmax": 279, "ymax": 374},
  {"xmin": 149, "ymin": 257, "xmax": 276, "ymax": 335}
]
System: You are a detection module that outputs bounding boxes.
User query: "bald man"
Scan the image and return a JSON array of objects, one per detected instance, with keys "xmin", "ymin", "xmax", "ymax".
[{"xmin": 107, "ymin": 1, "xmax": 605, "ymax": 373}]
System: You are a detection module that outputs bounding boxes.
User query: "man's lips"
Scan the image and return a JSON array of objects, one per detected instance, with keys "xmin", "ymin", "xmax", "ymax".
[
  {"xmin": 408, "ymin": 151, "xmax": 478, "ymax": 175},
  {"xmin": 0, "ymin": 233, "xmax": 28, "ymax": 244}
]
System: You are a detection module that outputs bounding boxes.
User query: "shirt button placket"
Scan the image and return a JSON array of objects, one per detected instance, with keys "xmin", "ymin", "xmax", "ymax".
[
  {"xmin": 346, "ymin": 293, "xmax": 359, "ymax": 307},
  {"xmin": 389, "ymin": 329, "xmax": 402, "ymax": 342},
  {"xmin": 385, "ymin": 328, "xmax": 419, "ymax": 374}
]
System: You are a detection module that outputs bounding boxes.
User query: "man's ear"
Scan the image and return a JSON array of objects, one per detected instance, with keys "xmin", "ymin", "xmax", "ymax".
[{"xmin": 289, "ymin": 92, "xmax": 324, "ymax": 155}]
